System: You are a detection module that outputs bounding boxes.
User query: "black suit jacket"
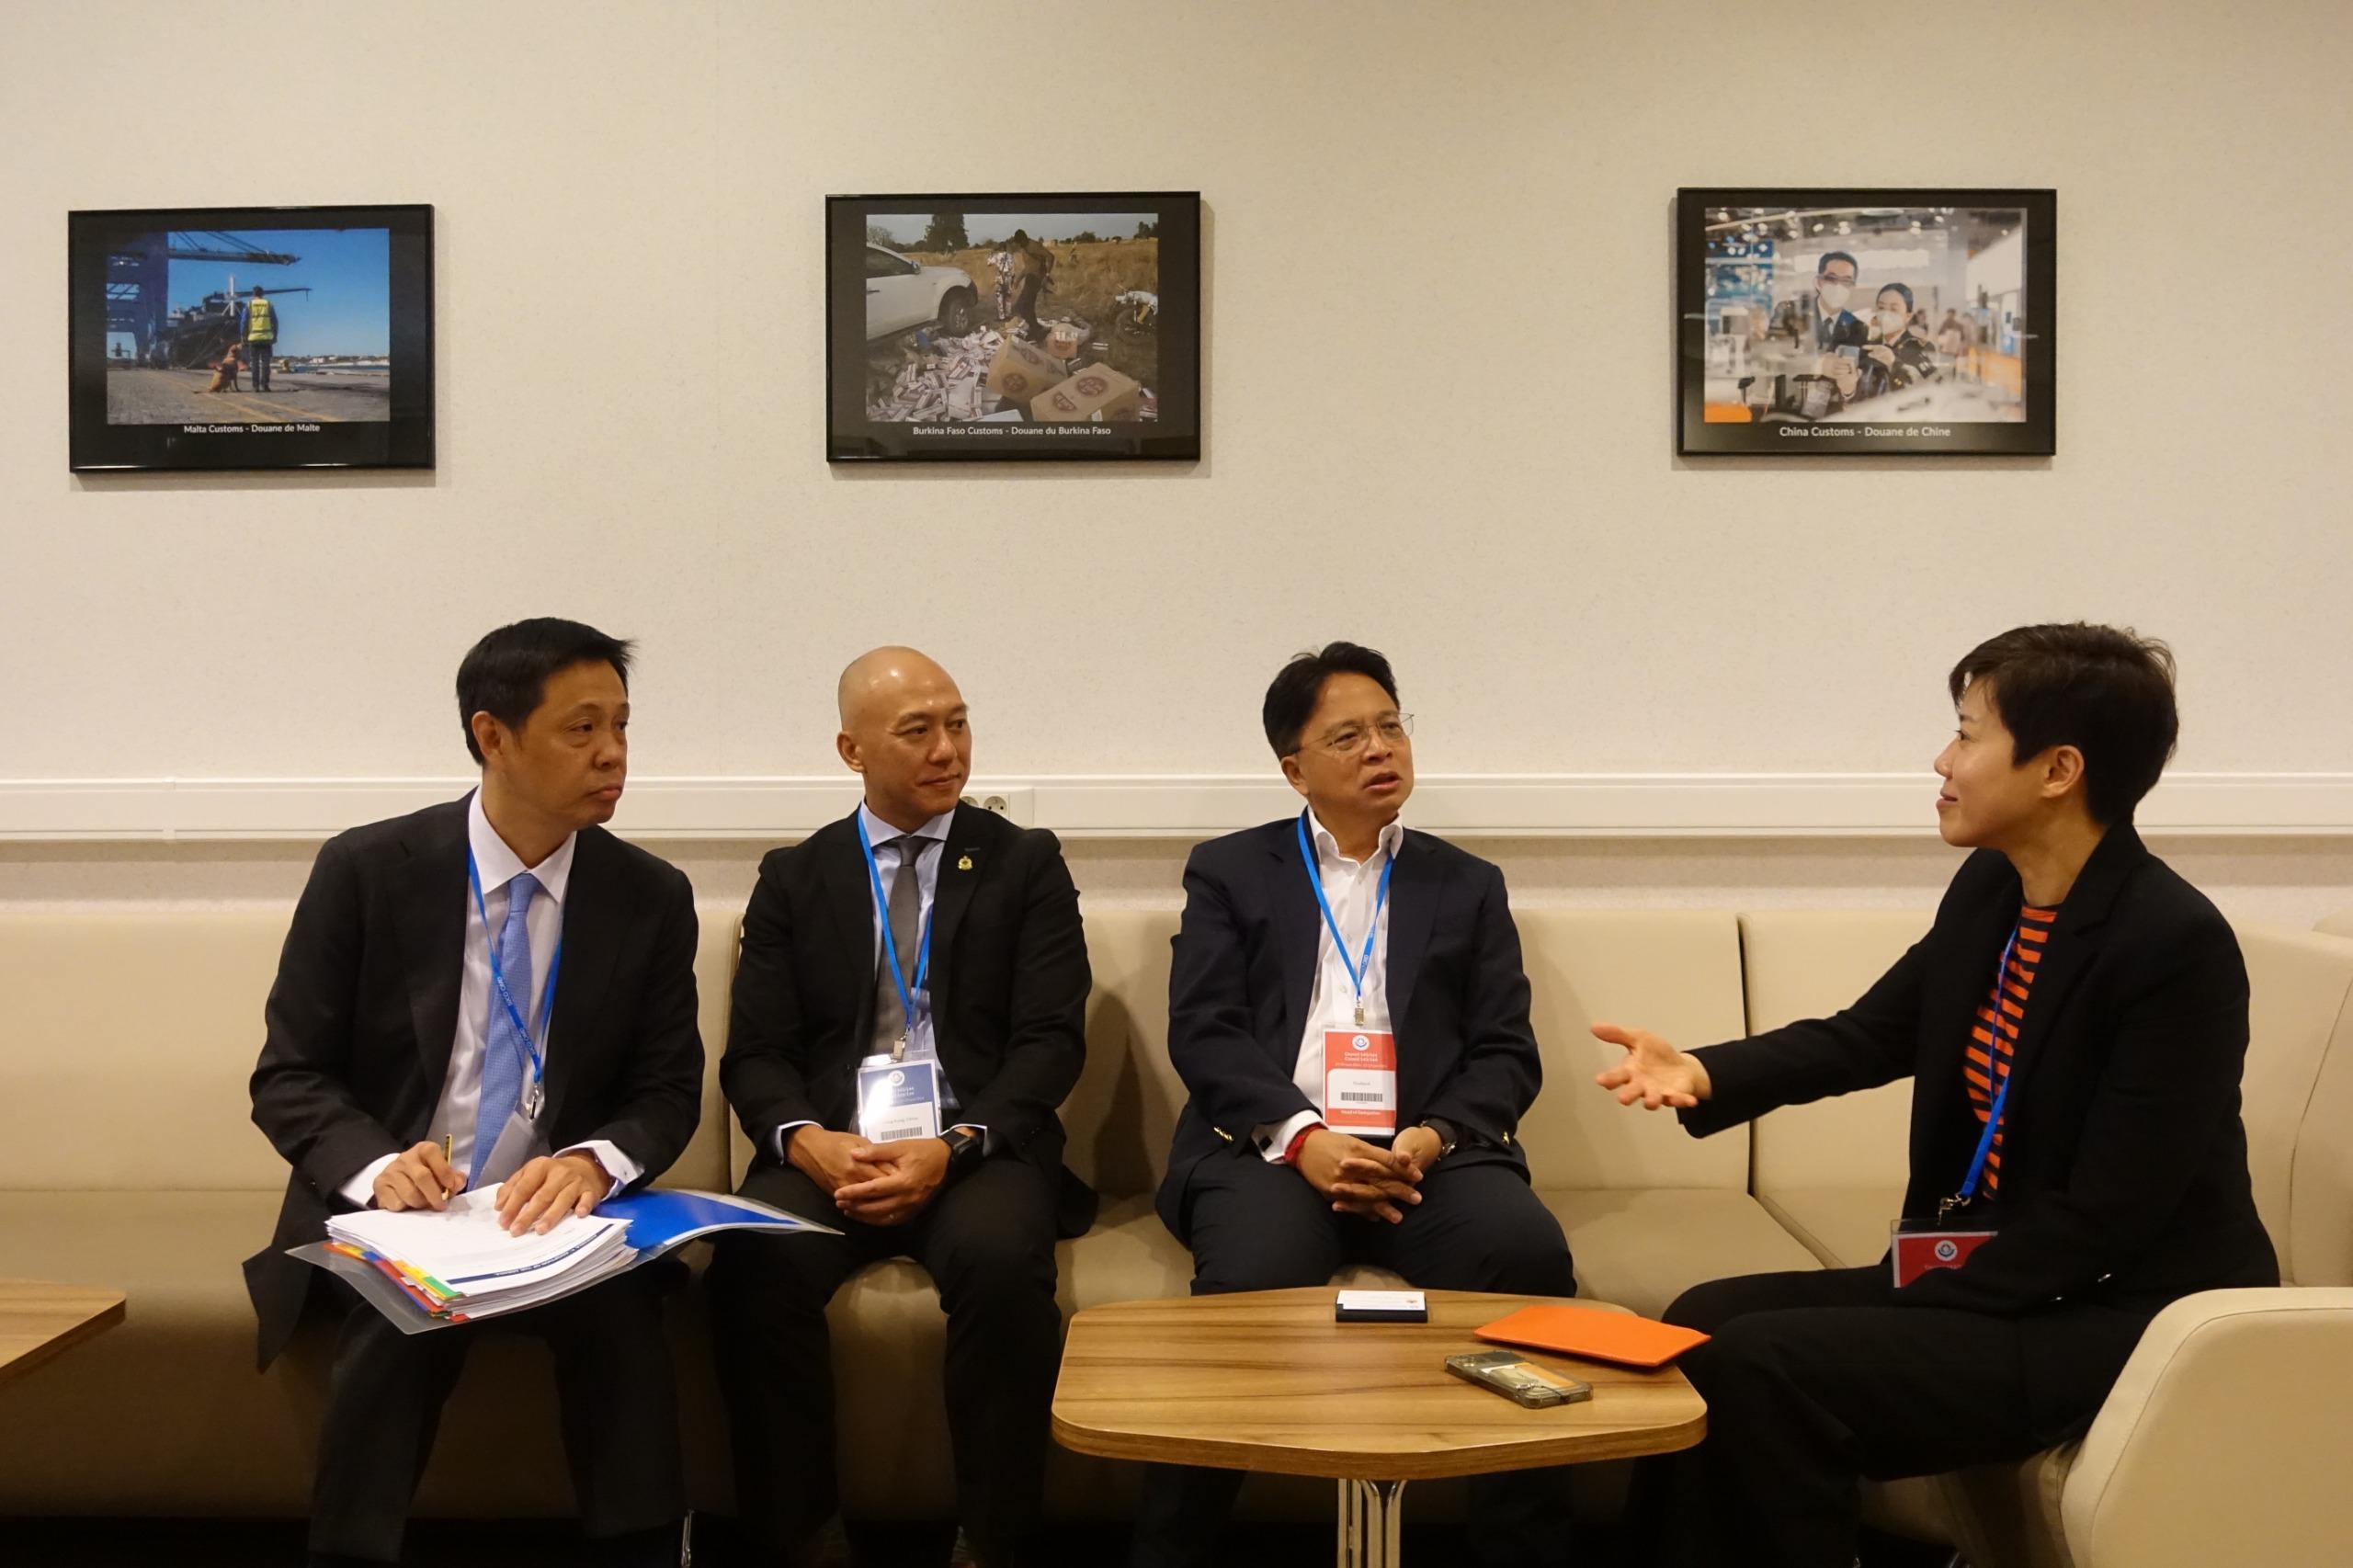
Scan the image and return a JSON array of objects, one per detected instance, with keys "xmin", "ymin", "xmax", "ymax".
[
  {"xmin": 244, "ymin": 796, "xmax": 705, "ymax": 1367},
  {"xmin": 1815, "ymin": 306, "xmax": 1867, "ymax": 351},
  {"xmin": 721, "ymin": 803, "xmax": 1097, "ymax": 1236},
  {"xmin": 1157, "ymin": 817, "xmax": 1543, "ymax": 1240},
  {"xmin": 1684, "ymin": 824, "xmax": 2279, "ymax": 1316}
]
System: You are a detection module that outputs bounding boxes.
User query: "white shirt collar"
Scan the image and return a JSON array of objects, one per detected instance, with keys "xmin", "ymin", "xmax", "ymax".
[
  {"xmin": 1306, "ymin": 806, "xmax": 1404, "ymax": 869},
  {"xmin": 858, "ymin": 800, "xmax": 956, "ymax": 846},
  {"xmin": 467, "ymin": 789, "xmax": 576, "ymax": 905}
]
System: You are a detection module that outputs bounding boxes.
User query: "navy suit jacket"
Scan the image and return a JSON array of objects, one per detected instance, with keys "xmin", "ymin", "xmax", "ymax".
[{"xmin": 1156, "ymin": 816, "xmax": 1542, "ymax": 1241}]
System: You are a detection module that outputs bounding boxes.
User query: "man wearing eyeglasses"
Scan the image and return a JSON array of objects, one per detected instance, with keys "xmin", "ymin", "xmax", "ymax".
[
  {"xmin": 1810, "ymin": 250, "xmax": 1868, "ymax": 353},
  {"xmin": 1128, "ymin": 642, "xmax": 1576, "ymax": 1568}
]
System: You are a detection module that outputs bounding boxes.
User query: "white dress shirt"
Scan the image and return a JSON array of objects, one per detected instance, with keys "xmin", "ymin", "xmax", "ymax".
[
  {"xmin": 771, "ymin": 802, "xmax": 982, "ymax": 1158},
  {"xmin": 340, "ymin": 791, "xmax": 641, "ymax": 1205},
  {"xmin": 1256, "ymin": 809, "xmax": 1405, "ymax": 1163}
]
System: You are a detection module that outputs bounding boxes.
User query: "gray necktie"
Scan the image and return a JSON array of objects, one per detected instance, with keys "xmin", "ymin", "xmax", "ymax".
[{"xmin": 870, "ymin": 835, "xmax": 930, "ymax": 1054}]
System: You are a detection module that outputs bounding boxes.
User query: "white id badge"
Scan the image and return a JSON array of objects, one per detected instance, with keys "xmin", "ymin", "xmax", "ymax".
[
  {"xmin": 478, "ymin": 1107, "xmax": 551, "ymax": 1187},
  {"xmin": 856, "ymin": 1056, "xmax": 943, "ymax": 1144},
  {"xmin": 1324, "ymin": 1028, "xmax": 1399, "ymax": 1137}
]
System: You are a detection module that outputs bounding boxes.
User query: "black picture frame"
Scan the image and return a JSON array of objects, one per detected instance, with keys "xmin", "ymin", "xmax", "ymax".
[
  {"xmin": 826, "ymin": 192, "xmax": 1200, "ymax": 462},
  {"xmin": 69, "ymin": 203, "xmax": 435, "ymax": 472},
  {"xmin": 1676, "ymin": 188, "xmax": 2054, "ymax": 457}
]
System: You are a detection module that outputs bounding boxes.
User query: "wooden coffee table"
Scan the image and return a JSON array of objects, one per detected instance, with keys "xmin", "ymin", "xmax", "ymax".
[
  {"xmin": 1053, "ymin": 1288, "xmax": 1705, "ymax": 1566},
  {"xmin": 0, "ymin": 1279, "xmax": 125, "ymax": 1387}
]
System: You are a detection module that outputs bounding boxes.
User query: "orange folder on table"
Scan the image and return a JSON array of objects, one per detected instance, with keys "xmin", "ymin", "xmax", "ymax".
[{"xmin": 1473, "ymin": 1304, "xmax": 1710, "ymax": 1369}]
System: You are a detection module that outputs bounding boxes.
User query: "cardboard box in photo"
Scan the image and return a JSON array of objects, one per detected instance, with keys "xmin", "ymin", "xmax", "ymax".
[
  {"xmin": 1030, "ymin": 364, "xmax": 1144, "ymax": 424},
  {"xmin": 985, "ymin": 340, "xmax": 1068, "ymax": 405}
]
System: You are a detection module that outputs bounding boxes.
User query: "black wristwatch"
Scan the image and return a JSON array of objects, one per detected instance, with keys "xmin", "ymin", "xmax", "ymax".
[
  {"xmin": 939, "ymin": 1126, "xmax": 985, "ymax": 1180},
  {"xmin": 1417, "ymin": 1118, "xmax": 1461, "ymax": 1160}
]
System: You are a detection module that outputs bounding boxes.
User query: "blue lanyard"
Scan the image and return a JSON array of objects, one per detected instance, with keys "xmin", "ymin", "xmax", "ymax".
[
  {"xmin": 855, "ymin": 813, "xmax": 934, "ymax": 1056},
  {"xmin": 466, "ymin": 848, "xmax": 561, "ymax": 1089},
  {"xmin": 1297, "ymin": 811, "xmax": 1396, "ymax": 1026},
  {"xmin": 1952, "ymin": 926, "xmax": 2024, "ymax": 1210}
]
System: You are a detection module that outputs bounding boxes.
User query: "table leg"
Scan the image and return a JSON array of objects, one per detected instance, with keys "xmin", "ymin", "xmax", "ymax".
[{"xmin": 1336, "ymin": 1477, "xmax": 1406, "ymax": 1567}]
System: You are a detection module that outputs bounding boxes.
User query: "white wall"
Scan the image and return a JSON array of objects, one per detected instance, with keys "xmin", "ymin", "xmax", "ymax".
[{"xmin": 3, "ymin": 0, "xmax": 2350, "ymax": 916}]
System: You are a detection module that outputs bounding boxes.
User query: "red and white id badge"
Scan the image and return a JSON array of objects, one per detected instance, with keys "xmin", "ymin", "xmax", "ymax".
[
  {"xmin": 1324, "ymin": 1028, "xmax": 1398, "ymax": 1135},
  {"xmin": 1890, "ymin": 1220, "xmax": 1996, "ymax": 1288}
]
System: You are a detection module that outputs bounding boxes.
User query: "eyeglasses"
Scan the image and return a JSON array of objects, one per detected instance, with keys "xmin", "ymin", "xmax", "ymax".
[{"xmin": 1304, "ymin": 713, "xmax": 1415, "ymax": 757}]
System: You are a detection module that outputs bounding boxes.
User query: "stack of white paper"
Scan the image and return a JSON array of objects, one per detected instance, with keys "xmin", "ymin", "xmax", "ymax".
[
  {"xmin": 304, "ymin": 1184, "xmax": 835, "ymax": 1331},
  {"xmin": 325, "ymin": 1185, "xmax": 633, "ymax": 1322}
]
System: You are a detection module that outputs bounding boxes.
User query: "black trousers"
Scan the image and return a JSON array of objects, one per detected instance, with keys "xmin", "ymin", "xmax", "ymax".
[
  {"xmin": 707, "ymin": 1155, "xmax": 1062, "ymax": 1565},
  {"xmin": 1129, "ymin": 1150, "xmax": 1580, "ymax": 1568},
  {"xmin": 307, "ymin": 1266, "xmax": 685, "ymax": 1564},
  {"xmin": 1622, "ymin": 1265, "xmax": 2151, "ymax": 1568},
  {"xmin": 1009, "ymin": 277, "xmax": 1042, "ymax": 338}
]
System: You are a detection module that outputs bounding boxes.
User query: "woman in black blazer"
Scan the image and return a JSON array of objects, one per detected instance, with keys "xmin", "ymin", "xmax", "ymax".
[{"xmin": 1595, "ymin": 623, "xmax": 2278, "ymax": 1568}]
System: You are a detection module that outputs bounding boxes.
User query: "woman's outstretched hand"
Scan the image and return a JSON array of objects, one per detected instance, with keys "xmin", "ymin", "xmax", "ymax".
[{"xmin": 1591, "ymin": 1021, "xmax": 1711, "ymax": 1110}]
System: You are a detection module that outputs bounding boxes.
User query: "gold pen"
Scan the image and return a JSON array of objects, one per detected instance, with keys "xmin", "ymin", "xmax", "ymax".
[{"xmin": 442, "ymin": 1134, "xmax": 456, "ymax": 1195}]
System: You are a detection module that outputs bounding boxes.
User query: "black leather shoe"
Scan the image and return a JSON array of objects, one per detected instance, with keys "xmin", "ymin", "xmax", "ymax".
[
  {"xmin": 592, "ymin": 1519, "xmax": 690, "ymax": 1567},
  {"xmin": 784, "ymin": 1515, "xmax": 853, "ymax": 1568}
]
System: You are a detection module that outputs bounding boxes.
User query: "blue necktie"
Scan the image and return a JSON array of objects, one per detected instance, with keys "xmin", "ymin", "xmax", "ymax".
[{"xmin": 469, "ymin": 871, "xmax": 540, "ymax": 1187}]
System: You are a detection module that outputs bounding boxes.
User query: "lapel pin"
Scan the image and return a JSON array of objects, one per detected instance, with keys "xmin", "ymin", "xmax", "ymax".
[{"xmin": 957, "ymin": 853, "xmax": 974, "ymax": 871}]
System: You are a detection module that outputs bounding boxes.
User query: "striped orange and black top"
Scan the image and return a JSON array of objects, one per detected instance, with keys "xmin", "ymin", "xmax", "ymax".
[{"xmin": 1967, "ymin": 904, "xmax": 2059, "ymax": 1194}]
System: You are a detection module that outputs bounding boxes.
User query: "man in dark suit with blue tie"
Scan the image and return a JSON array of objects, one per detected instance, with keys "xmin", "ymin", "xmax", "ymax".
[
  {"xmin": 708, "ymin": 647, "xmax": 1093, "ymax": 1568},
  {"xmin": 1127, "ymin": 642, "xmax": 1577, "ymax": 1568},
  {"xmin": 246, "ymin": 618, "xmax": 705, "ymax": 1568}
]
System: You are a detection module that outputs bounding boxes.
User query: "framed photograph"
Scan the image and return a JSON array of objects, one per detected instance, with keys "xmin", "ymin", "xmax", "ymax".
[
  {"xmin": 69, "ymin": 203, "xmax": 434, "ymax": 472},
  {"xmin": 826, "ymin": 192, "xmax": 1199, "ymax": 461},
  {"xmin": 1677, "ymin": 188, "xmax": 2054, "ymax": 456}
]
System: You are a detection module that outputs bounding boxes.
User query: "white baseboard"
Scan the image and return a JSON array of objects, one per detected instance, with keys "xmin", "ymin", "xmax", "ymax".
[{"xmin": 3, "ymin": 773, "xmax": 2350, "ymax": 842}]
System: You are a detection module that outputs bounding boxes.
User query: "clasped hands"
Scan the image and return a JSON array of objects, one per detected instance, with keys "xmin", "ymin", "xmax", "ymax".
[
  {"xmin": 790, "ymin": 1126, "xmax": 954, "ymax": 1226},
  {"xmin": 369, "ymin": 1142, "xmax": 613, "ymax": 1234},
  {"xmin": 1293, "ymin": 1124, "xmax": 1445, "ymax": 1224}
]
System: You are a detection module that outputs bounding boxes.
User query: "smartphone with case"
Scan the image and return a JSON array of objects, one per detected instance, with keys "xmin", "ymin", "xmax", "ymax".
[{"xmin": 1445, "ymin": 1350, "xmax": 1592, "ymax": 1409}]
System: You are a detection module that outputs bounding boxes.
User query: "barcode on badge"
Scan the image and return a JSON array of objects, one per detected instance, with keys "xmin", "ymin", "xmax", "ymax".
[{"xmin": 1337, "ymin": 1093, "xmax": 1388, "ymax": 1104}]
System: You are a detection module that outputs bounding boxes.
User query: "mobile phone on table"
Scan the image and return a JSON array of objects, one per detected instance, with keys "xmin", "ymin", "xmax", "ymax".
[{"xmin": 1445, "ymin": 1350, "xmax": 1592, "ymax": 1409}]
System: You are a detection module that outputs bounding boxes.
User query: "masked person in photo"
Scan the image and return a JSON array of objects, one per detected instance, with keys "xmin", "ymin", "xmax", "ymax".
[
  {"xmin": 707, "ymin": 647, "xmax": 1092, "ymax": 1568},
  {"xmin": 1809, "ymin": 250, "xmax": 1867, "ymax": 353},
  {"xmin": 1128, "ymin": 642, "xmax": 1577, "ymax": 1568},
  {"xmin": 246, "ymin": 619, "xmax": 704, "ymax": 1568},
  {"xmin": 1595, "ymin": 624, "xmax": 2279, "ymax": 1568},
  {"xmin": 1859, "ymin": 281, "xmax": 1942, "ymax": 392}
]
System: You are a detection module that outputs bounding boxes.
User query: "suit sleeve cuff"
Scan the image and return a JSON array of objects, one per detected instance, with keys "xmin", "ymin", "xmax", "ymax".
[
  {"xmin": 772, "ymin": 1119, "xmax": 819, "ymax": 1162},
  {"xmin": 558, "ymin": 1140, "xmax": 644, "ymax": 1195},
  {"xmin": 1256, "ymin": 1109, "xmax": 1324, "ymax": 1165},
  {"xmin": 1676, "ymin": 1043, "xmax": 1753, "ymax": 1137},
  {"xmin": 340, "ymin": 1153, "xmax": 398, "ymax": 1208}
]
